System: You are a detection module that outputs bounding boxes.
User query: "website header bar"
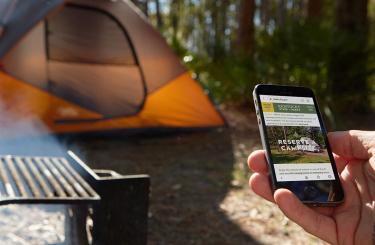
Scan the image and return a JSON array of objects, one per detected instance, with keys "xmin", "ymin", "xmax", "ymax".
[{"xmin": 260, "ymin": 95, "xmax": 314, "ymax": 105}]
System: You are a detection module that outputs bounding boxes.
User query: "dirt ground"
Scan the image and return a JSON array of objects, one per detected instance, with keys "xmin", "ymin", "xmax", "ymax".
[
  {"xmin": 0, "ymin": 105, "xmax": 373, "ymax": 244},
  {"xmin": 67, "ymin": 106, "xmax": 327, "ymax": 245}
]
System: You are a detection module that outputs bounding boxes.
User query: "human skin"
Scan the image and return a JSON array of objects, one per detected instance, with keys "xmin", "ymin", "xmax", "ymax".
[{"xmin": 248, "ymin": 130, "xmax": 375, "ymax": 244}]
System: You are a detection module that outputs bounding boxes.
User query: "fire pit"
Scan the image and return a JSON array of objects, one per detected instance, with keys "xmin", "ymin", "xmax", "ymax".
[{"xmin": 0, "ymin": 151, "xmax": 150, "ymax": 245}]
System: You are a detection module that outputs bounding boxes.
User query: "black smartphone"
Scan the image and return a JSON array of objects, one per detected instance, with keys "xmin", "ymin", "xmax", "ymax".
[{"xmin": 253, "ymin": 84, "xmax": 344, "ymax": 206}]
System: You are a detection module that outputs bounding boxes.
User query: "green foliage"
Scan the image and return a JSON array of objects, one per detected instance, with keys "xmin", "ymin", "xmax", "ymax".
[
  {"xmin": 177, "ymin": 20, "xmax": 334, "ymax": 108},
  {"xmin": 255, "ymin": 20, "xmax": 332, "ymax": 99},
  {"xmin": 270, "ymin": 151, "xmax": 331, "ymax": 164},
  {"xmin": 152, "ymin": 0, "xmax": 375, "ymax": 125},
  {"xmin": 170, "ymin": 36, "xmax": 189, "ymax": 58},
  {"xmin": 189, "ymin": 55, "xmax": 257, "ymax": 105}
]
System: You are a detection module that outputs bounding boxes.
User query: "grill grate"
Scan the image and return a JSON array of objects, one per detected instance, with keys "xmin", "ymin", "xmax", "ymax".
[{"xmin": 0, "ymin": 155, "xmax": 99, "ymax": 201}]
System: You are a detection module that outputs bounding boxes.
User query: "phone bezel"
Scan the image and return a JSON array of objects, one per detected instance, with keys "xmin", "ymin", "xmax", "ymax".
[{"xmin": 252, "ymin": 84, "xmax": 344, "ymax": 206}]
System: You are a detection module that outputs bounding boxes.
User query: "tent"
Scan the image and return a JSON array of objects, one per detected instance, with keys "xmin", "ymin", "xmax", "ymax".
[{"xmin": 0, "ymin": 0, "xmax": 225, "ymax": 136}]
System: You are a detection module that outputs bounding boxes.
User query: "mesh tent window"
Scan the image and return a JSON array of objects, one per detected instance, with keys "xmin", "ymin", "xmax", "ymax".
[
  {"xmin": 47, "ymin": 6, "xmax": 136, "ymax": 65},
  {"xmin": 46, "ymin": 5, "xmax": 146, "ymax": 117}
]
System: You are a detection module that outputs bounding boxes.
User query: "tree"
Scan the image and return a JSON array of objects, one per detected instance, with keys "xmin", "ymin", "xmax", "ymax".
[
  {"xmin": 294, "ymin": 0, "xmax": 306, "ymax": 20},
  {"xmin": 130, "ymin": 0, "xmax": 149, "ymax": 16},
  {"xmin": 260, "ymin": 0, "xmax": 270, "ymax": 29},
  {"xmin": 208, "ymin": 0, "xmax": 230, "ymax": 60},
  {"xmin": 155, "ymin": 0, "xmax": 163, "ymax": 29},
  {"xmin": 307, "ymin": 0, "xmax": 322, "ymax": 20},
  {"xmin": 276, "ymin": 0, "xmax": 286, "ymax": 28},
  {"xmin": 210, "ymin": 0, "xmax": 220, "ymax": 59},
  {"xmin": 169, "ymin": 0, "xmax": 181, "ymax": 43},
  {"xmin": 236, "ymin": 0, "xmax": 255, "ymax": 55},
  {"xmin": 144, "ymin": 0, "xmax": 149, "ymax": 17},
  {"xmin": 329, "ymin": 0, "xmax": 370, "ymax": 117}
]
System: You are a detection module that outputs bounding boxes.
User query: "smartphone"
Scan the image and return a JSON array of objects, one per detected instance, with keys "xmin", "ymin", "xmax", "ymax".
[{"xmin": 253, "ymin": 84, "xmax": 344, "ymax": 206}]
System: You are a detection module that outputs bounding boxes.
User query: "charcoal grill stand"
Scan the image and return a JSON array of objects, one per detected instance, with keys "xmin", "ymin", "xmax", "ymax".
[{"xmin": 0, "ymin": 151, "xmax": 150, "ymax": 245}]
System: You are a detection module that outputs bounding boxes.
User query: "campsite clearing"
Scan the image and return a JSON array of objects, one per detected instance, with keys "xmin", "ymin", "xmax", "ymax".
[
  {"xmin": 270, "ymin": 150, "xmax": 331, "ymax": 164},
  {"xmin": 69, "ymin": 106, "xmax": 326, "ymax": 245}
]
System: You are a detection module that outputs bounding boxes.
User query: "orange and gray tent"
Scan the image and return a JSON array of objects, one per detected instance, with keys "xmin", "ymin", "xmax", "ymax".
[{"xmin": 0, "ymin": 0, "xmax": 224, "ymax": 136}]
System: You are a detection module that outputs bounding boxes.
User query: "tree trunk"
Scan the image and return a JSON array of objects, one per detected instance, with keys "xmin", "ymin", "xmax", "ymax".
[
  {"xmin": 277, "ymin": 0, "xmax": 286, "ymax": 28},
  {"xmin": 295, "ymin": 0, "xmax": 306, "ymax": 20},
  {"xmin": 282, "ymin": 126, "xmax": 287, "ymax": 142},
  {"xmin": 219, "ymin": 0, "xmax": 229, "ymax": 54},
  {"xmin": 307, "ymin": 0, "xmax": 322, "ymax": 20},
  {"xmin": 155, "ymin": 0, "xmax": 163, "ymax": 29},
  {"xmin": 170, "ymin": 0, "xmax": 180, "ymax": 40},
  {"xmin": 260, "ymin": 0, "xmax": 270, "ymax": 29},
  {"xmin": 144, "ymin": 0, "xmax": 149, "ymax": 17},
  {"xmin": 212, "ymin": 0, "xmax": 229, "ymax": 60},
  {"xmin": 329, "ymin": 0, "xmax": 370, "ymax": 119},
  {"xmin": 211, "ymin": 1, "xmax": 219, "ymax": 60},
  {"xmin": 236, "ymin": 0, "xmax": 255, "ymax": 55}
]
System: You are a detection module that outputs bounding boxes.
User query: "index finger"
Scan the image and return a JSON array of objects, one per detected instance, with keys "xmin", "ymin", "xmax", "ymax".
[{"xmin": 248, "ymin": 150, "xmax": 268, "ymax": 174}]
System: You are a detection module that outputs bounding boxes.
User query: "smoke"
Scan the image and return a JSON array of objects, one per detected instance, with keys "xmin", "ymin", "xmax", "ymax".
[
  {"xmin": 0, "ymin": 91, "xmax": 68, "ymax": 156},
  {"xmin": 0, "ymin": 117, "xmax": 67, "ymax": 156}
]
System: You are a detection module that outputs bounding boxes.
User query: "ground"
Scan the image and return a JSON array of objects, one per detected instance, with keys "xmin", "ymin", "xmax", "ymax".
[
  {"xmin": 68, "ymin": 105, "xmax": 327, "ymax": 245},
  {"xmin": 270, "ymin": 149, "xmax": 330, "ymax": 163},
  {"xmin": 0, "ymin": 106, "xmax": 330, "ymax": 244}
]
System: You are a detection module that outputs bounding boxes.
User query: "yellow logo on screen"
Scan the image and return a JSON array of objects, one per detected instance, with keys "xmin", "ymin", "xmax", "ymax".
[{"xmin": 261, "ymin": 102, "xmax": 274, "ymax": 112}]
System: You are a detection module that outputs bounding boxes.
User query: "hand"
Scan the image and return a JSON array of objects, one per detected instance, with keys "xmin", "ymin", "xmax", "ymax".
[{"xmin": 248, "ymin": 130, "xmax": 375, "ymax": 244}]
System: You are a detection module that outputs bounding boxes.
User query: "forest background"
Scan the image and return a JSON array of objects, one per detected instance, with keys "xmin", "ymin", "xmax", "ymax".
[{"xmin": 130, "ymin": 0, "xmax": 375, "ymax": 129}]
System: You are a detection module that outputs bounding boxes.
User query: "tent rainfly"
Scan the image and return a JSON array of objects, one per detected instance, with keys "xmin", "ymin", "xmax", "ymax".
[{"xmin": 0, "ymin": 0, "xmax": 225, "ymax": 136}]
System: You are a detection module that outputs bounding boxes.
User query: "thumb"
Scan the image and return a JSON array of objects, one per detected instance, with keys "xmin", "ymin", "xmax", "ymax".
[
  {"xmin": 328, "ymin": 130, "xmax": 375, "ymax": 160},
  {"xmin": 274, "ymin": 189, "xmax": 336, "ymax": 244}
]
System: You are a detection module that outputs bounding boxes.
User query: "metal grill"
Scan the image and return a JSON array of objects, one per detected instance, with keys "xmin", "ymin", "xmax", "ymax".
[{"xmin": 0, "ymin": 155, "xmax": 99, "ymax": 202}]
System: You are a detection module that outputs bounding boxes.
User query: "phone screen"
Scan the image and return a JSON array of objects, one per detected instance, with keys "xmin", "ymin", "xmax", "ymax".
[
  {"xmin": 257, "ymin": 92, "xmax": 343, "ymax": 204},
  {"xmin": 260, "ymin": 95, "xmax": 335, "ymax": 182}
]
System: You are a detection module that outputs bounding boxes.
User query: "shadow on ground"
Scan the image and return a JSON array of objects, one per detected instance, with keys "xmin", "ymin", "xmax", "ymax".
[{"xmin": 68, "ymin": 128, "xmax": 260, "ymax": 245}]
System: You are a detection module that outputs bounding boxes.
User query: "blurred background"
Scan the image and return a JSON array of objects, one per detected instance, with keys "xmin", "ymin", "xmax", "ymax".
[
  {"xmin": 133, "ymin": 0, "xmax": 375, "ymax": 129},
  {"xmin": 0, "ymin": 0, "xmax": 374, "ymax": 244}
]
